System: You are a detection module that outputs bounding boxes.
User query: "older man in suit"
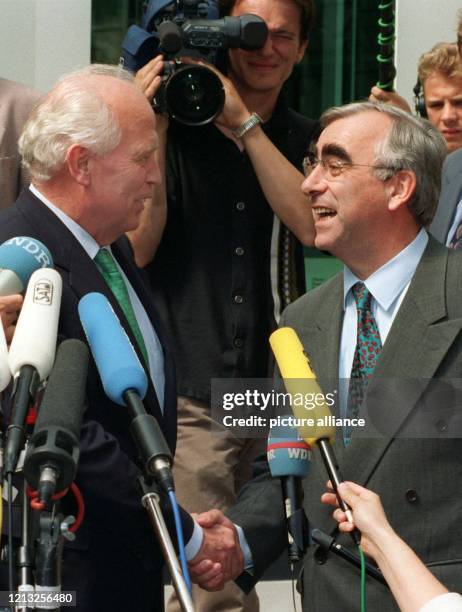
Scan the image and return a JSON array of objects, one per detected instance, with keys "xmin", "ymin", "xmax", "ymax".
[
  {"xmin": 0, "ymin": 64, "xmax": 242, "ymax": 612},
  {"xmin": 0, "ymin": 77, "xmax": 41, "ymax": 209},
  {"xmin": 192, "ymin": 101, "xmax": 462, "ymax": 610}
]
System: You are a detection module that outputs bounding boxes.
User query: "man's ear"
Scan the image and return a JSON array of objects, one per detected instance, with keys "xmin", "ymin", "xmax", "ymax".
[
  {"xmin": 66, "ymin": 145, "xmax": 92, "ymax": 185},
  {"xmin": 387, "ymin": 170, "xmax": 417, "ymax": 212},
  {"xmin": 296, "ymin": 39, "xmax": 308, "ymax": 64}
]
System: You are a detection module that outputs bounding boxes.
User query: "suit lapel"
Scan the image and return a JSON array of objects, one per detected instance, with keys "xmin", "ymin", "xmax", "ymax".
[
  {"xmin": 296, "ymin": 278, "xmax": 343, "ymax": 391},
  {"xmin": 341, "ymin": 238, "xmax": 462, "ymax": 485}
]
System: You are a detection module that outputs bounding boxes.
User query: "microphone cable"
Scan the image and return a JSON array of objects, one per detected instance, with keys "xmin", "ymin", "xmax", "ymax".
[
  {"xmin": 360, "ymin": 546, "xmax": 366, "ymax": 612},
  {"xmin": 168, "ymin": 490, "xmax": 192, "ymax": 594},
  {"xmin": 376, "ymin": 0, "xmax": 396, "ymax": 91}
]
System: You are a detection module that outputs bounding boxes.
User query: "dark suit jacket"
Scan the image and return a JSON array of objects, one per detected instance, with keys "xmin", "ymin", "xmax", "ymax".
[
  {"xmin": 430, "ymin": 148, "xmax": 462, "ymax": 244},
  {"xmin": 228, "ymin": 237, "xmax": 462, "ymax": 611},
  {"xmin": 0, "ymin": 189, "xmax": 194, "ymax": 611}
]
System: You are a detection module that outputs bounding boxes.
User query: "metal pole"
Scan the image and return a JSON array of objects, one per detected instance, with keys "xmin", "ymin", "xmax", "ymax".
[{"xmin": 141, "ymin": 492, "xmax": 195, "ymax": 612}]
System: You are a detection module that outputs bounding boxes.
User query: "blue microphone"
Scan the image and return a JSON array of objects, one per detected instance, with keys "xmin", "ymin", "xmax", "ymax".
[
  {"xmin": 267, "ymin": 419, "xmax": 311, "ymax": 564},
  {"xmin": 78, "ymin": 292, "xmax": 173, "ymax": 492},
  {"xmin": 0, "ymin": 236, "xmax": 53, "ymax": 295},
  {"xmin": 78, "ymin": 291, "xmax": 147, "ymax": 405}
]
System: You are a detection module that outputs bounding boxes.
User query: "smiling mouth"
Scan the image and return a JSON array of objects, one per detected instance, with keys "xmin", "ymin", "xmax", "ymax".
[{"xmin": 314, "ymin": 207, "xmax": 336, "ymax": 218}]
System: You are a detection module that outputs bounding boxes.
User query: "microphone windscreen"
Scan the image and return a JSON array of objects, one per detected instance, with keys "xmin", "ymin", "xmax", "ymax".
[
  {"xmin": 0, "ymin": 237, "xmax": 53, "ymax": 292},
  {"xmin": 8, "ymin": 268, "xmax": 62, "ymax": 380},
  {"xmin": 270, "ymin": 327, "xmax": 335, "ymax": 446},
  {"xmin": 267, "ymin": 419, "xmax": 311, "ymax": 479},
  {"xmin": 34, "ymin": 339, "xmax": 89, "ymax": 437},
  {"xmin": 78, "ymin": 292, "xmax": 148, "ymax": 405},
  {"xmin": 0, "ymin": 324, "xmax": 11, "ymax": 392}
]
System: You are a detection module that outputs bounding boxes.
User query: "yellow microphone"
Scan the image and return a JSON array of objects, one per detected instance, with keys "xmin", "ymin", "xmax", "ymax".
[
  {"xmin": 270, "ymin": 327, "xmax": 360, "ymax": 544},
  {"xmin": 269, "ymin": 327, "xmax": 335, "ymax": 445}
]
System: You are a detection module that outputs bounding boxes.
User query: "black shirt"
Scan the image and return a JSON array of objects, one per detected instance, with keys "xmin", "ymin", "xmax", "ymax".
[{"xmin": 149, "ymin": 96, "xmax": 320, "ymax": 402}]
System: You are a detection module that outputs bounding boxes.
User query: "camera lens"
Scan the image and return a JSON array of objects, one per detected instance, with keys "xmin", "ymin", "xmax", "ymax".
[{"xmin": 165, "ymin": 65, "xmax": 225, "ymax": 126}]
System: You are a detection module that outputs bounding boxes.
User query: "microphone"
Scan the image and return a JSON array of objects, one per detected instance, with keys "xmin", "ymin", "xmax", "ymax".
[
  {"xmin": 267, "ymin": 419, "xmax": 311, "ymax": 564},
  {"xmin": 78, "ymin": 292, "xmax": 174, "ymax": 493},
  {"xmin": 4, "ymin": 268, "xmax": 62, "ymax": 475},
  {"xmin": 24, "ymin": 339, "xmax": 89, "ymax": 505},
  {"xmin": 269, "ymin": 327, "xmax": 360, "ymax": 545},
  {"xmin": 0, "ymin": 236, "xmax": 53, "ymax": 295}
]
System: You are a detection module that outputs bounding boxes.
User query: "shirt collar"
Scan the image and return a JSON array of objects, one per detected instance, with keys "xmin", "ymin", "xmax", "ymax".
[
  {"xmin": 29, "ymin": 184, "xmax": 102, "ymax": 259},
  {"xmin": 343, "ymin": 228, "xmax": 429, "ymax": 311}
]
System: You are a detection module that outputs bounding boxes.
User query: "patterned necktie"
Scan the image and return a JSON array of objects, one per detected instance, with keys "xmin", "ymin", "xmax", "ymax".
[
  {"xmin": 448, "ymin": 219, "xmax": 462, "ymax": 249},
  {"xmin": 346, "ymin": 282, "xmax": 382, "ymax": 443},
  {"xmin": 94, "ymin": 248, "xmax": 149, "ymax": 368}
]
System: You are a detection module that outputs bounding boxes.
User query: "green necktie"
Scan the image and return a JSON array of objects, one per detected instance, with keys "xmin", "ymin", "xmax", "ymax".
[{"xmin": 94, "ymin": 248, "xmax": 149, "ymax": 368}]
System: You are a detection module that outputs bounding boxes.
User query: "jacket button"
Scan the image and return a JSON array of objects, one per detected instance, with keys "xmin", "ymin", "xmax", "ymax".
[
  {"xmin": 435, "ymin": 419, "xmax": 447, "ymax": 432},
  {"xmin": 405, "ymin": 489, "xmax": 419, "ymax": 503}
]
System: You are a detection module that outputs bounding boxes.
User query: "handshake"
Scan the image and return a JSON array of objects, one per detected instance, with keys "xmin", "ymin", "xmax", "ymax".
[{"xmin": 188, "ymin": 509, "xmax": 245, "ymax": 591}]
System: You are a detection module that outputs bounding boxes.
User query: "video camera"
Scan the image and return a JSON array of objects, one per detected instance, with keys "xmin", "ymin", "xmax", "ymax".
[{"xmin": 121, "ymin": 0, "xmax": 268, "ymax": 125}]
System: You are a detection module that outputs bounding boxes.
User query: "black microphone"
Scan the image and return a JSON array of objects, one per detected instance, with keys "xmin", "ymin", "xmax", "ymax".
[
  {"xmin": 4, "ymin": 268, "xmax": 62, "ymax": 476},
  {"xmin": 78, "ymin": 292, "xmax": 174, "ymax": 493},
  {"xmin": 24, "ymin": 339, "xmax": 89, "ymax": 505}
]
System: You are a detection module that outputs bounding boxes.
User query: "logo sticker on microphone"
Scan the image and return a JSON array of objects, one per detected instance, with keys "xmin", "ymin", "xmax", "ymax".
[{"xmin": 33, "ymin": 279, "xmax": 54, "ymax": 305}]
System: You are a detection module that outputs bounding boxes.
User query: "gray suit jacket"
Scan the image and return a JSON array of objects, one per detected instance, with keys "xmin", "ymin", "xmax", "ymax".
[
  {"xmin": 430, "ymin": 148, "xmax": 462, "ymax": 244},
  {"xmin": 228, "ymin": 237, "xmax": 462, "ymax": 611},
  {"xmin": 0, "ymin": 78, "xmax": 41, "ymax": 210}
]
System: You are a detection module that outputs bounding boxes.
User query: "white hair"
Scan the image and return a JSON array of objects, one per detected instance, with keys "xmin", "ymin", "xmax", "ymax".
[{"xmin": 19, "ymin": 64, "xmax": 136, "ymax": 182}]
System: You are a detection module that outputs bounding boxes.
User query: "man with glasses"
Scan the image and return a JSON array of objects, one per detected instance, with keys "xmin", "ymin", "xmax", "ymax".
[{"xmin": 193, "ymin": 100, "xmax": 462, "ymax": 611}]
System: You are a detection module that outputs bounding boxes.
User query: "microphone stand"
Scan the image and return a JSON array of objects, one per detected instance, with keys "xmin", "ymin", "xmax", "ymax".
[
  {"xmin": 17, "ymin": 481, "xmax": 35, "ymax": 612},
  {"xmin": 137, "ymin": 478, "xmax": 195, "ymax": 612},
  {"xmin": 122, "ymin": 390, "xmax": 194, "ymax": 611}
]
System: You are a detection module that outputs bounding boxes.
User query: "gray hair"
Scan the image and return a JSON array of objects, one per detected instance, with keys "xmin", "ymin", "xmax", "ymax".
[
  {"xmin": 320, "ymin": 101, "xmax": 447, "ymax": 227},
  {"xmin": 19, "ymin": 64, "xmax": 135, "ymax": 182}
]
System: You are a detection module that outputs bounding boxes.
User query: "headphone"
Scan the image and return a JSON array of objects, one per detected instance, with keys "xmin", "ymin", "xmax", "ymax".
[{"xmin": 413, "ymin": 79, "xmax": 428, "ymax": 118}]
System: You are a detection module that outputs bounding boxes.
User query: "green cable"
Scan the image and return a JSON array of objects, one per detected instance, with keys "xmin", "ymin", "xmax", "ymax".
[{"xmin": 359, "ymin": 546, "xmax": 366, "ymax": 612}]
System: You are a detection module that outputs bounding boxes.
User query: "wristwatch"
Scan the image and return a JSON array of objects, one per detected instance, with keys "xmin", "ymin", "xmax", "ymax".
[{"xmin": 232, "ymin": 112, "xmax": 263, "ymax": 139}]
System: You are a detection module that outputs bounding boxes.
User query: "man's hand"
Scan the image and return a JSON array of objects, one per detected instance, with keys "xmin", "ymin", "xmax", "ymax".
[
  {"xmin": 0, "ymin": 294, "xmax": 23, "ymax": 343},
  {"xmin": 369, "ymin": 86, "xmax": 412, "ymax": 114},
  {"xmin": 135, "ymin": 55, "xmax": 165, "ymax": 103},
  {"xmin": 188, "ymin": 509, "xmax": 245, "ymax": 591}
]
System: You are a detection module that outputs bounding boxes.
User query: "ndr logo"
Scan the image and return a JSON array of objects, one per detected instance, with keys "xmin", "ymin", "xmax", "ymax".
[{"xmin": 33, "ymin": 280, "xmax": 53, "ymax": 305}]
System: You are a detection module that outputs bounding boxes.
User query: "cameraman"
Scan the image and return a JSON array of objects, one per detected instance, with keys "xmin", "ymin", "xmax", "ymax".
[{"xmin": 128, "ymin": 1, "xmax": 319, "ymax": 610}]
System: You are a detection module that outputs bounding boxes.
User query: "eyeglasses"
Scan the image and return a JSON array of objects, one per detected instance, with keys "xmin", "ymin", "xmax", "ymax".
[{"xmin": 302, "ymin": 153, "xmax": 396, "ymax": 179}]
